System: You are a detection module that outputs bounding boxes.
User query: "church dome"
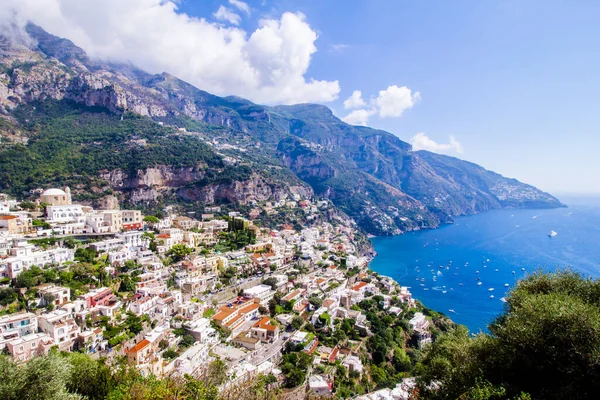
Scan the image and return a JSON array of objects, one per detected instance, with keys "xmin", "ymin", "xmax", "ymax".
[{"xmin": 41, "ymin": 188, "xmax": 67, "ymax": 196}]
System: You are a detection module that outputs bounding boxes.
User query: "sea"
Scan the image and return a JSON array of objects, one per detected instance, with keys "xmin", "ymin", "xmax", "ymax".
[{"xmin": 370, "ymin": 197, "xmax": 600, "ymax": 332}]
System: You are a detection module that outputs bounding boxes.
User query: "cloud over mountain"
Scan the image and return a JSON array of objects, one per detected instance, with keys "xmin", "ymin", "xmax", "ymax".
[
  {"xmin": 0, "ymin": 0, "xmax": 339, "ymax": 105},
  {"xmin": 342, "ymin": 85, "xmax": 420, "ymax": 126},
  {"xmin": 411, "ymin": 132, "xmax": 463, "ymax": 155}
]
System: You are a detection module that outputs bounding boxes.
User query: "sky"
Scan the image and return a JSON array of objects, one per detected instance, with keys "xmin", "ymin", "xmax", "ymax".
[{"xmin": 2, "ymin": 0, "xmax": 600, "ymax": 195}]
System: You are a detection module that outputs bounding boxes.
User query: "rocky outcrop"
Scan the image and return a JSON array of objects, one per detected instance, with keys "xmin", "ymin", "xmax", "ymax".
[{"xmin": 0, "ymin": 25, "xmax": 565, "ymax": 236}]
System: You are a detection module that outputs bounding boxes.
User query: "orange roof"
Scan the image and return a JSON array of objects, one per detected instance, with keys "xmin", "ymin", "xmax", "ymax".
[
  {"xmin": 253, "ymin": 316, "xmax": 277, "ymax": 331},
  {"xmin": 328, "ymin": 347, "xmax": 339, "ymax": 363},
  {"xmin": 282, "ymin": 289, "xmax": 302, "ymax": 302},
  {"xmin": 316, "ymin": 278, "xmax": 325, "ymax": 285},
  {"xmin": 156, "ymin": 233, "xmax": 171, "ymax": 239},
  {"xmin": 127, "ymin": 339, "xmax": 150, "ymax": 354},
  {"xmin": 329, "ymin": 265, "xmax": 337, "ymax": 269},
  {"xmin": 0, "ymin": 215, "xmax": 18, "ymax": 220},
  {"xmin": 352, "ymin": 282, "xmax": 368, "ymax": 291},
  {"xmin": 323, "ymin": 299, "xmax": 336, "ymax": 308}
]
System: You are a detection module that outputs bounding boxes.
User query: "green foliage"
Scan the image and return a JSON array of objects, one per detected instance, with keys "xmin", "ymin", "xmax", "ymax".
[
  {"xmin": 0, "ymin": 100, "xmax": 224, "ymax": 196},
  {"xmin": 280, "ymin": 352, "xmax": 313, "ymax": 388},
  {"xmin": 0, "ymin": 288, "xmax": 17, "ymax": 306},
  {"xmin": 419, "ymin": 270, "xmax": 600, "ymax": 400},
  {"xmin": 165, "ymin": 244, "xmax": 193, "ymax": 262}
]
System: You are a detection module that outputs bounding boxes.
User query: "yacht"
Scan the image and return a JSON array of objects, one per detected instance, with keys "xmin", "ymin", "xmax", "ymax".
[
  {"xmin": 500, "ymin": 297, "xmax": 507, "ymax": 303},
  {"xmin": 548, "ymin": 230, "xmax": 558, "ymax": 238},
  {"xmin": 488, "ymin": 288, "xmax": 494, "ymax": 292},
  {"xmin": 449, "ymin": 309, "xmax": 455, "ymax": 313},
  {"xmin": 490, "ymin": 295, "xmax": 495, "ymax": 299},
  {"xmin": 504, "ymin": 283, "xmax": 509, "ymax": 287},
  {"xmin": 477, "ymin": 282, "xmax": 483, "ymax": 286}
]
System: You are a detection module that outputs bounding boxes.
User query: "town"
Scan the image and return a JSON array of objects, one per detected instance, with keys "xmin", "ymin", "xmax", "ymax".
[{"xmin": 0, "ymin": 187, "xmax": 438, "ymax": 399}]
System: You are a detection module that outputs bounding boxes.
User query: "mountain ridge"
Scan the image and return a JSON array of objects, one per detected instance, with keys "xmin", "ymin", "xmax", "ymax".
[{"xmin": 0, "ymin": 23, "xmax": 565, "ymax": 235}]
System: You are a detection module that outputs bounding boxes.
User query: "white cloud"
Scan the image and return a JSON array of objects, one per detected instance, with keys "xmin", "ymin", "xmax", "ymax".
[
  {"xmin": 229, "ymin": 0, "xmax": 250, "ymax": 15},
  {"xmin": 341, "ymin": 109, "xmax": 375, "ymax": 126},
  {"xmin": 410, "ymin": 132, "xmax": 463, "ymax": 155},
  {"xmin": 329, "ymin": 43, "xmax": 349, "ymax": 53},
  {"xmin": 343, "ymin": 90, "xmax": 366, "ymax": 109},
  {"xmin": 341, "ymin": 85, "xmax": 420, "ymax": 125},
  {"xmin": 0, "ymin": 0, "xmax": 340, "ymax": 105},
  {"xmin": 375, "ymin": 85, "xmax": 420, "ymax": 118},
  {"xmin": 214, "ymin": 6, "xmax": 241, "ymax": 25}
]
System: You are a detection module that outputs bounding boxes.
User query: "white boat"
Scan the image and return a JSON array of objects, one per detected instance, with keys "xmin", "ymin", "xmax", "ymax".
[
  {"xmin": 437, "ymin": 271, "xmax": 442, "ymax": 276},
  {"xmin": 477, "ymin": 282, "xmax": 483, "ymax": 286},
  {"xmin": 512, "ymin": 271, "xmax": 516, "ymax": 274},
  {"xmin": 500, "ymin": 297, "xmax": 507, "ymax": 303},
  {"xmin": 449, "ymin": 309, "xmax": 455, "ymax": 313},
  {"xmin": 490, "ymin": 295, "xmax": 495, "ymax": 299},
  {"xmin": 521, "ymin": 267, "xmax": 526, "ymax": 271},
  {"xmin": 548, "ymin": 230, "xmax": 558, "ymax": 238},
  {"xmin": 442, "ymin": 291, "xmax": 447, "ymax": 294},
  {"xmin": 494, "ymin": 269, "xmax": 499, "ymax": 272},
  {"xmin": 504, "ymin": 283, "xmax": 509, "ymax": 287},
  {"xmin": 488, "ymin": 288, "xmax": 494, "ymax": 291}
]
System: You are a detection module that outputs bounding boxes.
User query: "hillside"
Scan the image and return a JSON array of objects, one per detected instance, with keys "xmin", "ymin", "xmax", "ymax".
[{"xmin": 0, "ymin": 24, "xmax": 565, "ymax": 235}]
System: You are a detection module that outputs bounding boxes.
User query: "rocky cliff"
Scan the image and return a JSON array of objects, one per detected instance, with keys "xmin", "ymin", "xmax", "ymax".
[{"xmin": 0, "ymin": 24, "xmax": 565, "ymax": 235}]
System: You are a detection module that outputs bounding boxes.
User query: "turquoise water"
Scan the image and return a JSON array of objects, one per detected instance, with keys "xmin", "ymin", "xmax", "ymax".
[{"xmin": 370, "ymin": 201, "xmax": 600, "ymax": 332}]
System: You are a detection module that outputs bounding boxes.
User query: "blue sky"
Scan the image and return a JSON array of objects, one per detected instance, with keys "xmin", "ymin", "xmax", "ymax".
[{"xmin": 7, "ymin": 0, "xmax": 600, "ymax": 195}]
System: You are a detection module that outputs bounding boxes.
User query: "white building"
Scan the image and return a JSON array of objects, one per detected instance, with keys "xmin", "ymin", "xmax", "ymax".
[
  {"xmin": 0, "ymin": 312, "xmax": 38, "ymax": 349},
  {"xmin": 243, "ymin": 284, "xmax": 276, "ymax": 305}
]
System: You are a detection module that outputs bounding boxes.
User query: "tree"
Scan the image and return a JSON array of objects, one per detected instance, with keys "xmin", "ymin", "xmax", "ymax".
[
  {"xmin": 419, "ymin": 270, "xmax": 600, "ymax": 400},
  {"xmin": 308, "ymin": 296, "xmax": 323, "ymax": 308},
  {"xmin": 143, "ymin": 215, "xmax": 160, "ymax": 224},
  {"xmin": 166, "ymin": 244, "xmax": 193, "ymax": 262},
  {"xmin": 291, "ymin": 316, "xmax": 304, "ymax": 330},
  {"xmin": 262, "ymin": 277, "xmax": 278, "ymax": 291},
  {"xmin": 0, "ymin": 288, "xmax": 17, "ymax": 306},
  {"xmin": 179, "ymin": 334, "xmax": 195, "ymax": 348}
]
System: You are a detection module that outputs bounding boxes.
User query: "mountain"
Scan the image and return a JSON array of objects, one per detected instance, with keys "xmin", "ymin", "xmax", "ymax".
[{"xmin": 0, "ymin": 24, "xmax": 565, "ymax": 235}]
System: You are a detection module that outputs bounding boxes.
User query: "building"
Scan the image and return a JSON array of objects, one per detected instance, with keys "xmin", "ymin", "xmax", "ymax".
[
  {"xmin": 308, "ymin": 375, "xmax": 333, "ymax": 397},
  {"xmin": 6, "ymin": 333, "xmax": 55, "ymax": 362},
  {"xmin": 39, "ymin": 187, "xmax": 71, "ymax": 206},
  {"xmin": 121, "ymin": 210, "xmax": 143, "ymax": 231},
  {"xmin": 251, "ymin": 317, "xmax": 280, "ymax": 343},
  {"xmin": 243, "ymin": 284, "xmax": 276, "ymax": 306},
  {"xmin": 0, "ymin": 214, "xmax": 33, "ymax": 235},
  {"xmin": 46, "ymin": 204, "xmax": 86, "ymax": 224},
  {"xmin": 37, "ymin": 309, "xmax": 81, "ymax": 351},
  {"xmin": 79, "ymin": 287, "xmax": 114, "ymax": 308},
  {"xmin": 37, "ymin": 284, "xmax": 71, "ymax": 307},
  {"xmin": 0, "ymin": 312, "xmax": 38, "ymax": 349}
]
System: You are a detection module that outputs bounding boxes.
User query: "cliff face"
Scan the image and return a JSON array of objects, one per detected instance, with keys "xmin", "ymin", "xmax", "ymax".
[{"xmin": 0, "ymin": 24, "xmax": 565, "ymax": 235}]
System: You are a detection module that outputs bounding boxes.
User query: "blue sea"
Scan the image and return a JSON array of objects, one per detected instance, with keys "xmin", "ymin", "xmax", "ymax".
[{"xmin": 370, "ymin": 199, "xmax": 600, "ymax": 332}]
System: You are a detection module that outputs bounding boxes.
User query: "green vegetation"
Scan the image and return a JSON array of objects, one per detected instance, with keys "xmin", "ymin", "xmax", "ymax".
[
  {"xmin": 0, "ymin": 351, "xmax": 277, "ymax": 400},
  {"xmin": 417, "ymin": 270, "xmax": 600, "ymax": 399},
  {"xmin": 0, "ymin": 100, "xmax": 224, "ymax": 196}
]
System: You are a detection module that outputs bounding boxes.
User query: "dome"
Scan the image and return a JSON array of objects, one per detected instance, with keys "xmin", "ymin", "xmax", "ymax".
[{"xmin": 41, "ymin": 188, "xmax": 67, "ymax": 196}]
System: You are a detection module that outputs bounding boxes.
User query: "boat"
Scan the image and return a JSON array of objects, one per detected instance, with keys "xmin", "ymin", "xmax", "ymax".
[
  {"xmin": 504, "ymin": 283, "xmax": 509, "ymax": 287},
  {"xmin": 449, "ymin": 309, "xmax": 455, "ymax": 313},
  {"xmin": 512, "ymin": 271, "xmax": 515, "ymax": 274},
  {"xmin": 458, "ymin": 283, "xmax": 464, "ymax": 286},
  {"xmin": 437, "ymin": 271, "xmax": 442, "ymax": 276},
  {"xmin": 475, "ymin": 277, "xmax": 480, "ymax": 281},
  {"xmin": 442, "ymin": 291, "xmax": 447, "ymax": 294},
  {"xmin": 488, "ymin": 288, "xmax": 494, "ymax": 292},
  {"xmin": 477, "ymin": 282, "xmax": 483, "ymax": 286},
  {"xmin": 521, "ymin": 267, "xmax": 526, "ymax": 271},
  {"xmin": 500, "ymin": 297, "xmax": 507, "ymax": 303},
  {"xmin": 548, "ymin": 230, "xmax": 558, "ymax": 238},
  {"xmin": 494, "ymin": 269, "xmax": 499, "ymax": 272},
  {"xmin": 490, "ymin": 295, "xmax": 495, "ymax": 299},
  {"xmin": 475, "ymin": 271, "xmax": 480, "ymax": 274},
  {"xmin": 423, "ymin": 288, "xmax": 429, "ymax": 291}
]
